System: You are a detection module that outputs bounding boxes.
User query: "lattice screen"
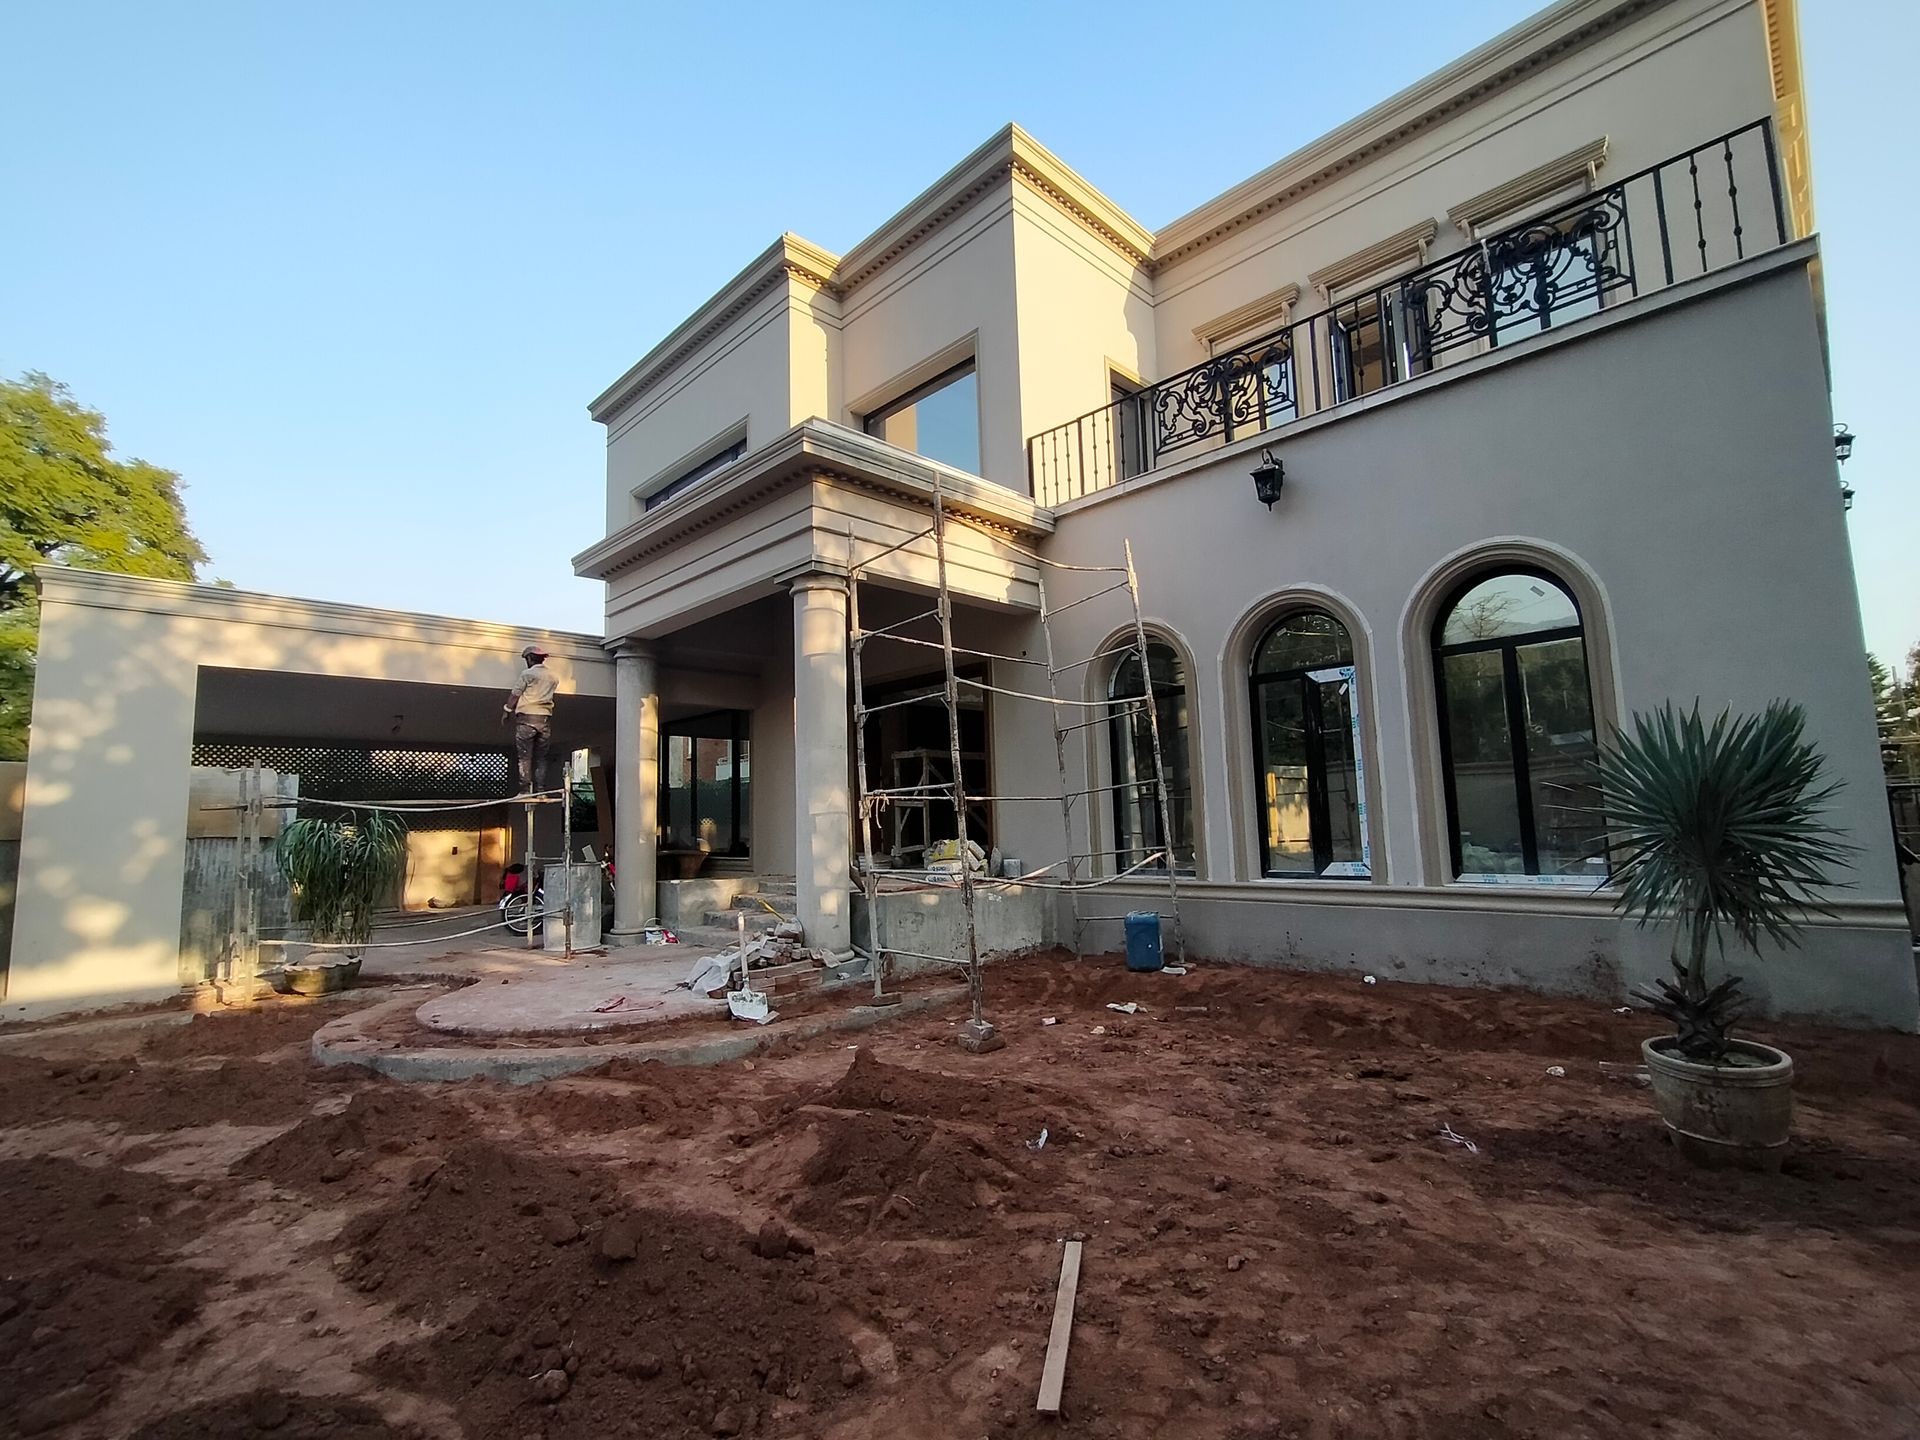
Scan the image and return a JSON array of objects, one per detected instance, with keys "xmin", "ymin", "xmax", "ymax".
[{"xmin": 192, "ymin": 739, "xmax": 513, "ymax": 803}]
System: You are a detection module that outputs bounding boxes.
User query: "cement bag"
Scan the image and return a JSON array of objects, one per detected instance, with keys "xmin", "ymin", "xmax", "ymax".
[{"xmin": 684, "ymin": 953, "xmax": 735, "ymax": 995}]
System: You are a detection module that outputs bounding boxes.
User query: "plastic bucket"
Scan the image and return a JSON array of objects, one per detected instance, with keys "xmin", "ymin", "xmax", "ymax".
[{"xmin": 1124, "ymin": 912, "xmax": 1163, "ymax": 972}]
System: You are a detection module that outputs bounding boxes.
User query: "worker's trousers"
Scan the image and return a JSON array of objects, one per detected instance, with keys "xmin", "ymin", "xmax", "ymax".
[{"xmin": 513, "ymin": 715, "xmax": 551, "ymax": 793}]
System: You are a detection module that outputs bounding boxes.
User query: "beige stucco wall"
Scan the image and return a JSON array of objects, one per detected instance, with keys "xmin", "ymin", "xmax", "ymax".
[
  {"xmin": 7, "ymin": 573, "xmax": 612, "ymax": 1017},
  {"xmin": 601, "ymin": 282, "xmax": 794, "ymax": 532},
  {"xmin": 1152, "ymin": 0, "xmax": 1778, "ymax": 375},
  {"xmin": 1009, "ymin": 183, "xmax": 1156, "ymax": 461},
  {"xmin": 837, "ymin": 195, "xmax": 1026, "ymax": 492}
]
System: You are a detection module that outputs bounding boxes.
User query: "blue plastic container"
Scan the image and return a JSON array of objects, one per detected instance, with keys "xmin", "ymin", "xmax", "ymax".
[{"xmin": 1124, "ymin": 911, "xmax": 1164, "ymax": 972}]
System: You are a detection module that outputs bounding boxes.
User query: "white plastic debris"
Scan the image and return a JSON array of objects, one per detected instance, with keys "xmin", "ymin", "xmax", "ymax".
[
  {"xmin": 1545, "ymin": 1065, "xmax": 1567, "ymax": 1078},
  {"xmin": 1090, "ymin": 1024, "xmax": 1107, "ymax": 1036},
  {"xmin": 1613, "ymin": 1006, "xmax": 1633, "ymax": 1014},
  {"xmin": 1362, "ymin": 975, "xmax": 1378, "ymax": 986},
  {"xmin": 1106, "ymin": 1002, "xmax": 1143, "ymax": 1015},
  {"xmin": 1027, "ymin": 1128, "xmax": 1049, "ymax": 1151},
  {"xmin": 1041, "ymin": 1016, "xmax": 1058, "ymax": 1026},
  {"xmin": 1162, "ymin": 965, "xmax": 1188, "ymax": 975},
  {"xmin": 1438, "ymin": 1124, "xmax": 1479, "ymax": 1155}
]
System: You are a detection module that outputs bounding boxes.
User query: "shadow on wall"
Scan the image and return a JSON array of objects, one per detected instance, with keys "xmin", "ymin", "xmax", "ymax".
[{"xmin": 8, "ymin": 574, "xmax": 612, "ymax": 1017}]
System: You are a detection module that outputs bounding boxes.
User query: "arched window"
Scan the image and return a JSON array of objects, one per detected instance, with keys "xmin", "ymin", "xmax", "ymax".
[
  {"xmin": 1432, "ymin": 569, "xmax": 1607, "ymax": 880},
  {"xmin": 1250, "ymin": 611, "xmax": 1369, "ymax": 877},
  {"xmin": 1107, "ymin": 641, "xmax": 1195, "ymax": 872}
]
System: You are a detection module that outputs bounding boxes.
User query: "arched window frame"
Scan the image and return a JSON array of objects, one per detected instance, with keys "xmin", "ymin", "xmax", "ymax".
[
  {"xmin": 1099, "ymin": 628, "xmax": 1199, "ymax": 877},
  {"xmin": 1429, "ymin": 563, "xmax": 1609, "ymax": 884},
  {"xmin": 1245, "ymin": 608, "xmax": 1373, "ymax": 879}
]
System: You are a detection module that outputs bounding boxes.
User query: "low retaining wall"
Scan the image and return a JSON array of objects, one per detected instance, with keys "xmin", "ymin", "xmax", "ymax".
[{"xmin": 854, "ymin": 882, "xmax": 1052, "ymax": 972}]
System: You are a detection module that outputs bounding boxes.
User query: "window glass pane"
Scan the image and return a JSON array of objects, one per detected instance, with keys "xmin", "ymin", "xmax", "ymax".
[
  {"xmin": 1253, "ymin": 610, "xmax": 1352, "ymax": 676},
  {"xmin": 1440, "ymin": 573, "xmax": 1578, "ymax": 646},
  {"xmin": 864, "ymin": 367, "xmax": 979, "ymax": 475},
  {"xmin": 1517, "ymin": 637, "xmax": 1607, "ymax": 879},
  {"xmin": 1442, "ymin": 649, "xmax": 1525, "ymax": 874},
  {"xmin": 1109, "ymin": 642, "xmax": 1193, "ymax": 871},
  {"xmin": 1315, "ymin": 674, "xmax": 1365, "ymax": 868},
  {"xmin": 1255, "ymin": 678, "xmax": 1315, "ymax": 874}
]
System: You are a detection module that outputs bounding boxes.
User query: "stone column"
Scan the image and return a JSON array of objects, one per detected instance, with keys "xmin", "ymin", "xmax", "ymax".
[
  {"xmin": 609, "ymin": 642, "xmax": 659, "ymax": 935},
  {"xmin": 790, "ymin": 572, "xmax": 852, "ymax": 954}
]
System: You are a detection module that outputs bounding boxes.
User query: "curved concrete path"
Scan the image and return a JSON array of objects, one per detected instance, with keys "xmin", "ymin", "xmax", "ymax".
[{"xmin": 311, "ymin": 983, "xmax": 964, "ymax": 1084}]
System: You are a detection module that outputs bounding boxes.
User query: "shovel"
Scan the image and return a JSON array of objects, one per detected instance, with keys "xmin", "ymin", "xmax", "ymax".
[{"xmin": 726, "ymin": 912, "xmax": 771, "ymax": 1024}]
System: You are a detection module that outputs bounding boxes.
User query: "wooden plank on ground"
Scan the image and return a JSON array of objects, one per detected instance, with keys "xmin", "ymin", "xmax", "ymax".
[{"xmin": 1036, "ymin": 1239, "xmax": 1083, "ymax": 1416}]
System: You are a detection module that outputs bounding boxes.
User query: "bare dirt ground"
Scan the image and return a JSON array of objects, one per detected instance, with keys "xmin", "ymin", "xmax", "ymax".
[{"xmin": 4, "ymin": 953, "xmax": 1920, "ymax": 1439}]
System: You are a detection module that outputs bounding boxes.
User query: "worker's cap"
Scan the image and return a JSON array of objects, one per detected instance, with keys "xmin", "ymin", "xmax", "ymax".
[{"xmin": 522, "ymin": 644, "xmax": 549, "ymax": 661}]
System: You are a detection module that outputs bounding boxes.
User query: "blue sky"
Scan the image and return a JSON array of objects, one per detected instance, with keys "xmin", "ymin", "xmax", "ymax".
[{"xmin": 2, "ymin": 1, "xmax": 1911, "ymax": 667}]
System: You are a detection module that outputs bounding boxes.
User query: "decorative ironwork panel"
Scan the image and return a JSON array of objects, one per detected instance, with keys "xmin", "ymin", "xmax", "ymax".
[
  {"xmin": 1409, "ymin": 189, "xmax": 1633, "ymax": 362},
  {"xmin": 1147, "ymin": 329, "xmax": 1296, "ymax": 461},
  {"xmin": 192, "ymin": 739, "xmax": 513, "ymax": 802}
]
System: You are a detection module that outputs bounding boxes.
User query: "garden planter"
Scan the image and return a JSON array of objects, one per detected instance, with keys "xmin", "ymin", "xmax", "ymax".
[
  {"xmin": 1641, "ymin": 1036, "xmax": 1794, "ymax": 1172},
  {"xmin": 283, "ymin": 956, "xmax": 363, "ymax": 996}
]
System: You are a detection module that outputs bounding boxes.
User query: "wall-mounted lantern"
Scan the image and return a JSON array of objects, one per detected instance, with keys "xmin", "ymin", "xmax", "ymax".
[
  {"xmin": 1251, "ymin": 448, "xmax": 1285, "ymax": 508},
  {"xmin": 1834, "ymin": 423, "xmax": 1856, "ymax": 510}
]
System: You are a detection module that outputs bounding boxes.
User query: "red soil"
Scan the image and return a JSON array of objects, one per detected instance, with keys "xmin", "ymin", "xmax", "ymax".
[{"xmin": 3, "ymin": 955, "xmax": 1920, "ymax": 1438}]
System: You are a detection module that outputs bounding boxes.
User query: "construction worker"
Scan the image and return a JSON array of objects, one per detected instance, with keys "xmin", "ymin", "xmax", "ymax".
[{"xmin": 504, "ymin": 644, "xmax": 559, "ymax": 793}]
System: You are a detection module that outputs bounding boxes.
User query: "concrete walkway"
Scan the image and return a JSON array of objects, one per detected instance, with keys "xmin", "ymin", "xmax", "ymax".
[{"xmin": 415, "ymin": 951, "xmax": 727, "ymax": 1035}]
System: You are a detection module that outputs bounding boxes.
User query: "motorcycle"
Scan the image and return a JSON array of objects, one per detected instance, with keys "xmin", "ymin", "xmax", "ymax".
[{"xmin": 498, "ymin": 858, "xmax": 616, "ymax": 937}]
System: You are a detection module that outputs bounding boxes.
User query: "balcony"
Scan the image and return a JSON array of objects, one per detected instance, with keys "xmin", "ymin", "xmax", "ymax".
[{"xmin": 1028, "ymin": 121, "xmax": 1789, "ymax": 507}]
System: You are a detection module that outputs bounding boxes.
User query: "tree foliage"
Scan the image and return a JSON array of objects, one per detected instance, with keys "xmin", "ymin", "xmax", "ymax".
[{"xmin": 0, "ymin": 372, "xmax": 207, "ymax": 758}]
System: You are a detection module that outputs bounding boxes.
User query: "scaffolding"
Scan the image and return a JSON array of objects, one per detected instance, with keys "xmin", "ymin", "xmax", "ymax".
[{"xmin": 847, "ymin": 476, "xmax": 1184, "ymax": 1051}]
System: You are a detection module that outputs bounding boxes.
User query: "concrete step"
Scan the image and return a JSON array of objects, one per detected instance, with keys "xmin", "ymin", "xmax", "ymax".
[
  {"xmin": 746, "ymin": 878, "xmax": 797, "ymax": 896},
  {"xmin": 731, "ymin": 892, "xmax": 797, "ymax": 915}
]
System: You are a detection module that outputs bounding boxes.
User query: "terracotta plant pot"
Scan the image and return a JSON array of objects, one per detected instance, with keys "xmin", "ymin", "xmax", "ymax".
[{"xmin": 1641, "ymin": 1035, "xmax": 1794, "ymax": 1172}]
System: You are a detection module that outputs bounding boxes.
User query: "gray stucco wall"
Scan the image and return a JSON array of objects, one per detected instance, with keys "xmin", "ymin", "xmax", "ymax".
[{"xmin": 982, "ymin": 248, "xmax": 1914, "ymax": 1029}]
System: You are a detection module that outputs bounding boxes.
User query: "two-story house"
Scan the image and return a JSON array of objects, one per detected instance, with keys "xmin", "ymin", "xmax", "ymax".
[{"xmin": 575, "ymin": 0, "xmax": 1915, "ymax": 1025}]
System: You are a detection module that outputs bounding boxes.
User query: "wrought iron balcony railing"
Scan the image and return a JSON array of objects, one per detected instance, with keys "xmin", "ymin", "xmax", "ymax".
[{"xmin": 1028, "ymin": 119, "xmax": 1788, "ymax": 507}]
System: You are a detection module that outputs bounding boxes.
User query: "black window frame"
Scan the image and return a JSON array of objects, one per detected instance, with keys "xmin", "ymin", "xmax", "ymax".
[
  {"xmin": 1430, "ymin": 566, "xmax": 1600, "ymax": 879},
  {"xmin": 1105, "ymin": 638, "xmax": 1194, "ymax": 874},
  {"xmin": 1247, "ymin": 610, "xmax": 1365, "ymax": 879},
  {"xmin": 645, "ymin": 437, "xmax": 747, "ymax": 512}
]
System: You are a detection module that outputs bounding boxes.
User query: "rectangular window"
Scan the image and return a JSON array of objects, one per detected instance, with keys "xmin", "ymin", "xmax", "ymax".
[
  {"xmin": 645, "ymin": 438, "xmax": 746, "ymax": 512},
  {"xmin": 861, "ymin": 361, "xmax": 980, "ymax": 475}
]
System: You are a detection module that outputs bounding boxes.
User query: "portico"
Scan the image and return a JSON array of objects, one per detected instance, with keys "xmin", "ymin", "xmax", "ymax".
[{"xmin": 574, "ymin": 419, "xmax": 1054, "ymax": 952}]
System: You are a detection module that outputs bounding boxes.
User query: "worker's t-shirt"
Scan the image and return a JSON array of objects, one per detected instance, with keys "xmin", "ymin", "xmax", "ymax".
[{"xmin": 510, "ymin": 664, "xmax": 559, "ymax": 717}]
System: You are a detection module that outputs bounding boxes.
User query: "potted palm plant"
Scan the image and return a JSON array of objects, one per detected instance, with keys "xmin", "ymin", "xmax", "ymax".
[
  {"xmin": 1596, "ymin": 700, "xmax": 1852, "ymax": 1171},
  {"xmin": 276, "ymin": 809, "xmax": 408, "ymax": 993}
]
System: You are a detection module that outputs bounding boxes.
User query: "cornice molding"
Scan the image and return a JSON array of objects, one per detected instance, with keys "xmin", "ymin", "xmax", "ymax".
[
  {"xmin": 1307, "ymin": 219, "xmax": 1440, "ymax": 298},
  {"xmin": 1149, "ymin": 0, "xmax": 1672, "ymax": 272},
  {"xmin": 574, "ymin": 420, "xmax": 1055, "ymax": 583},
  {"xmin": 588, "ymin": 233, "xmax": 842, "ymax": 424},
  {"xmin": 1447, "ymin": 136, "xmax": 1609, "ymax": 234},
  {"xmin": 1761, "ymin": 0, "xmax": 1813, "ymax": 238}
]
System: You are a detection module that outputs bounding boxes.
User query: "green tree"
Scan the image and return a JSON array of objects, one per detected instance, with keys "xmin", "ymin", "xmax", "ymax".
[{"xmin": 0, "ymin": 373, "xmax": 207, "ymax": 758}]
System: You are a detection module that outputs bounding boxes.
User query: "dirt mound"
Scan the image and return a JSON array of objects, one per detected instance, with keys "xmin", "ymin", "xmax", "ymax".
[
  {"xmin": 234, "ymin": 1085, "xmax": 474, "ymax": 1194},
  {"xmin": 0, "ymin": 1052, "xmax": 324, "ymax": 1132},
  {"xmin": 129, "ymin": 1391, "xmax": 419, "ymax": 1439},
  {"xmin": 139, "ymin": 1004, "xmax": 343, "ymax": 1061},
  {"xmin": 807, "ymin": 1046, "xmax": 1063, "ymax": 1138},
  {"xmin": 0, "ymin": 1157, "xmax": 204, "ymax": 1437},
  {"xmin": 345, "ymin": 1139, "xmax": 871, "ymax": 1438},
  {"xmin": 779, "ymin": 1108, "xmax": 1027, "ymax": 1238},
  {"xmin": 512, "ymin": 1059, "xmax": 735, "ymax": 1135}
]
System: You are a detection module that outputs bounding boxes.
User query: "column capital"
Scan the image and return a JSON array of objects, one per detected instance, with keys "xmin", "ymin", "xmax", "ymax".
[
  {"xmin": 786, "ymin": 567, "xmax": 849, "ymax": 598},
  {"xmin": 606, "ymin": 637, "xmax": 658, "ymax": 662}
]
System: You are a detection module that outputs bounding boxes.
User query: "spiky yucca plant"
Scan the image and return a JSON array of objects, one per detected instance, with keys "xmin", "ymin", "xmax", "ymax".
[
  {"xmin": 1596, "ymin": 701, "xmax": 1852, "ymax": 1063},
  {"xmin": 278, "ymin": 810, "xmax": 409, "ymax": 951}
]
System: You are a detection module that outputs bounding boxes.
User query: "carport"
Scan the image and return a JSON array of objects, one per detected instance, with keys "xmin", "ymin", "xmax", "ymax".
[{"xmin": 7, "ymin": 569, "xmax": 615, "ymax": 1017}]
